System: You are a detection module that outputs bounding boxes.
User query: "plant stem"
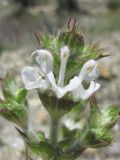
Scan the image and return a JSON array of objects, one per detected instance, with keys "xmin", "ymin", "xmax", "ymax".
[
  {"xmin": 25, "ymin": 145, "xmax": 29, "ymax": 160},
  {"xmin": 24, "ymin": 118, "xmax": 30, "ymax": 160},
  {"xmin": 50, "ymin": 118, "xmax": 59, "ymax": 144}
]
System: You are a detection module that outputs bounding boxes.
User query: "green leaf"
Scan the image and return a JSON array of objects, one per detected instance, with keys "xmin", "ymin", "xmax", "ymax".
[
  {"xmin": 28, "ymin": 141, "xmax": 55, "ymax": 160},
  {"xmin": 16, "ymin": 128, "xmax": 55, "ymax": 160},
  {"xmin": 2, "ymin": 74, "xmax": 17, "ymax": 101}
]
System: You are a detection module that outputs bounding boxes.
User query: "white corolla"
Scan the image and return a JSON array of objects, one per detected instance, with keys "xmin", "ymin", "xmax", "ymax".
[{"xmin": 21, "ymin": 46, "xmax": 100, "ymax": 102}]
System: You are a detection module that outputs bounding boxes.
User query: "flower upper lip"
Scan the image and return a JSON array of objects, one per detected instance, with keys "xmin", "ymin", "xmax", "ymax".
[
  {"xmin": 21, "ymin": 46, "xmax": 100, "ymax": 101},
  {"xmin": 32, "ymin": 49, "xmax": 53, "ymax": 74}
]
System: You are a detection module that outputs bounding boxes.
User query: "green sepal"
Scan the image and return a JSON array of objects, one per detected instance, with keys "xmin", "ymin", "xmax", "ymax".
[
  {"xmin": 58, "ymin": 19, "xmax": 84, "ymax": 52},
  {"xmin": 38, "ymin": 33, "xmax": 61, "ymax": 54},
  {"xmin": 38, "ymin": 91, "xmax": 82, "ymax": 119},
  {"xmin": 81, "ymin": 43, "xmax": 108, "ymax": 61}
]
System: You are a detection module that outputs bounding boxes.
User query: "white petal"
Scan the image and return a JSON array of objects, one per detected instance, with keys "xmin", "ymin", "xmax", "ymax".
[
  {"xmin": 35, "ymin": 56, "xmax": 46, "ymax": 74},
  {"xmin": 32, "ymin": 49, "xmax": 53, "ymax": 74},
  {"xmin": 47, "ymin": 72, "xmax": 66, "ymax": 98},
  {"xmin": 79, "ymin": 60, "xmax": 99, "ymax": 81},
  {"xmin": 60, "ymin": 46, "xmax": 70, "ymax": 58},
  {"xmin": 58, "ymin": 46, "xmax": 70, "ymax": 87},
  {"xmin": 0, "ymin": 89, "xmax": 4, "ymax": 101},
  {"xmin": 73, "ymin": 81, "xmax": 100, "ymax": 101},
  {"xmin": 21, "ymin": 66, "xmax": 48, "ymax": 90},
  {"xmin": 47, "ymin": 72, "xmax": 81, "ymax": 98},
  {"xmin": 85, "ymin": 67, "xmax": 99, "ymax": 81},
  {"xmin": 57, "ymin": 58, "xmax": 67, "ymax": 87},
  {"xmin": 64, "ymin": 118, "xmax": 81, "ymax": 130},
  {"xmin": 65, "ymin": 76, "xmax": 81, "ymax": 91}
]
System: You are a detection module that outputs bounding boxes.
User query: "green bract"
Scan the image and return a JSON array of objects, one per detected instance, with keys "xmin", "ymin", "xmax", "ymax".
[
  {"xmin": 0, "ymin": 74, "xmax": 28, "ymax": 129},
  {"xmin": 83, "ymin": 98, "xmax": 119, "ymax": 148}
]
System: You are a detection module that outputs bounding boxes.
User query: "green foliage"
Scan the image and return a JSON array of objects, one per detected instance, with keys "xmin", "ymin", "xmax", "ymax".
[
  {"xmin": 17, "ymin": 127, "xmax": 85, "ymax": 160},
  {"xmin": 16, "ymin": 128, "xmax": 56, "ymax": 160},
  {"xmin": 0, "ymin": 74, "xmax": 28, "ymax": 129},
  {"xmin": 83, "ymin": 98, "xmax": 119, "ymax": 148},
  {"xmin": 28, "ymin": 141, "xmax": 55, "ymax": 160}
]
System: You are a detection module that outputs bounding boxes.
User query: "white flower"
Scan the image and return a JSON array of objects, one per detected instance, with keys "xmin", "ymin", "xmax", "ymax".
[
  {"xmin": 78, "ymin": 59, "xmax": 99, "ymax": 81},
  {"xmin": 22, "ymin": 49, "xmax": 53, "ymax": 91},
  {"xmin": 21, "ymin": 46, "xmax": 100, "ymax": 101},
  {"xmin": 22, "ymin": 66, "xmax": 48, "ymax": 91}
]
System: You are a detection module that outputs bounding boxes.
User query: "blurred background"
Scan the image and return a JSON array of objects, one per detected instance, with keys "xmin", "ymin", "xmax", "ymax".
[{"xmin": 0, "ymin": 0, "xmax": 120, "ymax": 159}]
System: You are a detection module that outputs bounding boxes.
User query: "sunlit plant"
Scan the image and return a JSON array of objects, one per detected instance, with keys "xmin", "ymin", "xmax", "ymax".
[{"xmin": 0, "ymin": 19, "xmax": 119, "ymax": 160}]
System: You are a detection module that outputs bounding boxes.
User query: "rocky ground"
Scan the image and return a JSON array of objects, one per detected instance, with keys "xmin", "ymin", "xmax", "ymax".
[{"xmin": 0, "ymin": 0, "xmax": 120, "ymax": 160}]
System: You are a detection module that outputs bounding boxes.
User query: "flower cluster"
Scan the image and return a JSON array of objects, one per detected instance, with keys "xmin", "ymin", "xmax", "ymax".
[
  {"xmin": 0, "ymin": 20, "xmax": 119, "ymax": 160},
  {"xmin": 22, "ymin": 46, "xmax": 100, "ymax": 102}
]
